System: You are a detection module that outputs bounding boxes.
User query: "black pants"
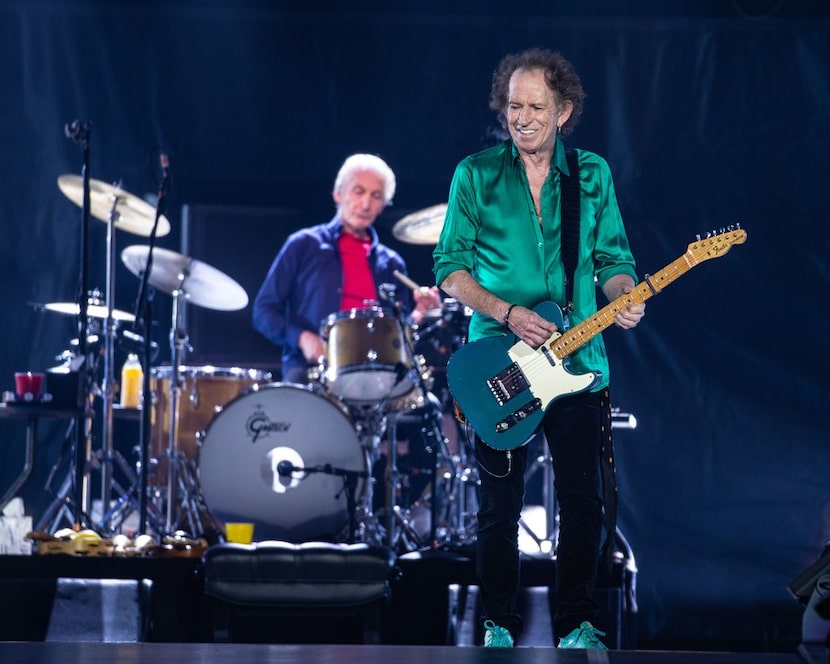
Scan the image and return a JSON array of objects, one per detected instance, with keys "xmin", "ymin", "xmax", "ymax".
[{"xmin": 474, "ymin": 389, "xmax": 609, "ymax": 642}]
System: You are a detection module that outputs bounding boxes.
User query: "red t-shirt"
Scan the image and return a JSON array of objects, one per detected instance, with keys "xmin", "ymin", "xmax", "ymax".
[{"xmin": 338, "ymin": 232, "xmax": 376, "ymax": 310}]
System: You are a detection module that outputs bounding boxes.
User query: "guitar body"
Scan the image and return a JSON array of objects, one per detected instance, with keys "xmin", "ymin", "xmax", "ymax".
[{"xmin": 446, "ymin": 301, "xmax": 599, "ymax": 450}]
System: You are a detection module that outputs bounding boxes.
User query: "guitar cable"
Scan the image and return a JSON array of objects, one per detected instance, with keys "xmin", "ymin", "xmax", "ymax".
[{"xmin": 476, "ymin": 440, "xmax": 513, "ymax": 479}]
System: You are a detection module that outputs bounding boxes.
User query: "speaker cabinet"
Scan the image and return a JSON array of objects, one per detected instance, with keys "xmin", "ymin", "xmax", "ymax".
[{"xmin": 181, "ymin": 204, "xmax": 305, "ymax": 373}]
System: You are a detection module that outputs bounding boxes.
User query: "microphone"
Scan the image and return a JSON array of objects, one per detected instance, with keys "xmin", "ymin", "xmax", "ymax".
[
  {"xmin": 64, "ymin": 119, "xmax": 90, "ymax": 144},
  {"xmin": 64, "ymin": 120, "xmax": 81, "ymax": 140},
  {"xmin": 277, "ymin": 460, "xmax": 296, "ymax": 477}
]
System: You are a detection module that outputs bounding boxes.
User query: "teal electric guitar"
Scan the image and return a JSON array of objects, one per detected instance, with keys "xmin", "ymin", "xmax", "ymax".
[{"xmin": 446, "ymin": 228, "xmax": 747, "ymax": 450}]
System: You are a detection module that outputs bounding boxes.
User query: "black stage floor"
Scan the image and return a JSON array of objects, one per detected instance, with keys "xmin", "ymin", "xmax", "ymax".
[{"xmin": 0, "ymin": 642, "xmax": 809, "ymax": 664}]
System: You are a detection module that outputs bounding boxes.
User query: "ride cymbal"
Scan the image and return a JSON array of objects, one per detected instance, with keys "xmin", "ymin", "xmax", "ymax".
[
  {"xmin": 392, "ymin": 203, "xmax": 447, "ymax": 245},
  {"xmin": 120, "ymin": 245, "xmax": 248, "ymax": 311},
  {"xmin": 58, "ymin": 174, "xmax": 171, "ymax": 237}
]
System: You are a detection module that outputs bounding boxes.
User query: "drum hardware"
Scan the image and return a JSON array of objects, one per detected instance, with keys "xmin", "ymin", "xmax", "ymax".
[
  {"xmin": 33, "ymin": 289, "xmax": 136, "ymax": 533},
  {"xmin": 35, "ymin": 394, "xmax": 95, "ymax": 533},
  {"xmin": 375, "ymin": 295, "xmax": 453, "ymax": 551},
  {"xmin": 518, "ymin": 407, "xmax": 638, "ymax": 557},
  {"xmin": 382, "ymin": 392, "xmax": 474, "ymax": 552},
  {"xmin": 275, "ymin": 460, "xmax": 369, "ymax": 543},
  {"xmin": 58, "ymin": 173, "xmax": 173, "ymax": 535},
  {"xmin": 314, "ymin": 286, "xmax": 473, "ymax": 552},
  {"xmin": 379, "ymin": 278, "xmax": 476, "ymax": 550},
  {"xmin": 120, "ymin": 244, "xmax": 249, "ymax": 537},
  {"xmin": 146, "ymin": 366, "xmax": 271, "ymax": 534}
]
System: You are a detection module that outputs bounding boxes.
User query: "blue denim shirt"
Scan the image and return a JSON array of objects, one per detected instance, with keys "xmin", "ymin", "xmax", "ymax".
[{"xmin": 253, "ymin": 215, "xmax": 413, "ymax": 378}]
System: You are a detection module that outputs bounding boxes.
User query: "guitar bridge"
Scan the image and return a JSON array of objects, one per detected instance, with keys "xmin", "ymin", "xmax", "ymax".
[
  {"xmin": 486, "ymin": 362, "xmax": 529, "ymax": 406},
  {"xmin": 495, "ymin": 398, "xmax": 542, "ymax": 433}
]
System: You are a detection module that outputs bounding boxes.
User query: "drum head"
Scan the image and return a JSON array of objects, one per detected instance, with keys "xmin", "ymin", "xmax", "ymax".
[{"xmin": 198, "ymin": 383, "xmax": 367, "ymax": 542}]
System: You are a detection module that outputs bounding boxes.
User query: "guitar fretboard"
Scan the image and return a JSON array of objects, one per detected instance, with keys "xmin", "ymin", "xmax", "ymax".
[{"xmin": 550, "ymin": 229, "xmax": 745, "ymax": 360}]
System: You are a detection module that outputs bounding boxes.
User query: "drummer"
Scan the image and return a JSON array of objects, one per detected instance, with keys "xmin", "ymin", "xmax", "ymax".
[{"xmin": 252, "ymin": 152, "xmax": 442, "ymax": 385}]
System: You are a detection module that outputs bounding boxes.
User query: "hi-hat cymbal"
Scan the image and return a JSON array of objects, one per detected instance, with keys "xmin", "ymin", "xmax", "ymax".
[
  {"xmin": 58, "ymin": 174, "xmax": 171, "ymax": 238},
  {"xmin": 392, "ymin": 203, "xmax": 447, "ymax": 245},
  {"xmin": 121, "ymin": 245, "xmax": 249, "ymax": 311},
  {"xmin": 39, "ymin": 301, "xmax": 136, "ymax": 322}
]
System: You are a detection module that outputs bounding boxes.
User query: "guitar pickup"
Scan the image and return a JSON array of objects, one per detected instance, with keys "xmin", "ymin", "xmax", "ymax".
[
  {"xmin": 495, "ymin": 398, "xmax": 542, "ymax": 433},
  {"xmin": 486, "ymin": 362, "xmax": 529, "ymax": 406}
]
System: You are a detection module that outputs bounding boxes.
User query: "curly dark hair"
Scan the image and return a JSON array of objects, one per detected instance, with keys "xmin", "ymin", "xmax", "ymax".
[{"xmin": 488, "ymin": 48, "xmax": 586, "ymax": 138}]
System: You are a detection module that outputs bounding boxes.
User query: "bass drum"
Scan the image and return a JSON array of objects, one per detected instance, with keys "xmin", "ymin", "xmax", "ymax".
[{"xmin": 198, "ymin": 382, "xmax": 369, "ymax": 542}]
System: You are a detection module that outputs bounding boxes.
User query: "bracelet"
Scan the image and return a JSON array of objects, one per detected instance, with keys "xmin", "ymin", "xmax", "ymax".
[{"xmin": 503, "ymin": 303, "xmax": 517, "ymax": 325}]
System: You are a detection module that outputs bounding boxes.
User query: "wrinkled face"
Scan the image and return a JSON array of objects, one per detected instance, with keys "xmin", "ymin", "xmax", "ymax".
[
  {"xmin": 333, "ymin": 169, "xmax": 387, "ymax": 238},
  {"xmin": 506, "ymin": 67, "xmax": 572, "ymax": 157}
]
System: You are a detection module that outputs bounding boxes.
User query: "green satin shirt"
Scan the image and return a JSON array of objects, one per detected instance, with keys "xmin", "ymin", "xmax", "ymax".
[{"xmin": 433, "ymin": 137, "xmax": 637, "ymax": 389}]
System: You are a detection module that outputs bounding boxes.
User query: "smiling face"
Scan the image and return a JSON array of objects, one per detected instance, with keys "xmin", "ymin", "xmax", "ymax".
[
  {"xmin": 333, "ymin": 169, "xmax": 388, "ymax": 238},
  {"xmin": 506, "ymin": 67, "xmax": 573, "ymax": 159}
]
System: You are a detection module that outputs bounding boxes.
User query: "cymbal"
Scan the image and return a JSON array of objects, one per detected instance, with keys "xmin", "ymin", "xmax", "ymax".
[
  {"xmin": 40, "ymin": 301, "xmax": 136, "ymax": 322},
  {"xmin": 392, "ymin": 203, "xmax": 447, "ymax": 245},
  {"xmin": 120, "ymin": 245, "xmax": 248, "ymax": 311},
  {"xmin": 57, "ymin": 174, "xmax": 171, "ymax": 238}
]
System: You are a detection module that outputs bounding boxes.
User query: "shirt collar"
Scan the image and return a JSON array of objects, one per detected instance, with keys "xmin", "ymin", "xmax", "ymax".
[
  {"xmin": 327, "ymin": 214, "xmax": 379, "ymax": 249},
  {"xmin": 509, "ymin": 135, "xmax": 570, "ymax": 175}
]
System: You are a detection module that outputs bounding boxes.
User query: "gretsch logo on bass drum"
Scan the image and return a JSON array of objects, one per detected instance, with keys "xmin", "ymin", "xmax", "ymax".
[{"xmin": 246, "ymin": 404, "xmax": 291, "ymax": 443}]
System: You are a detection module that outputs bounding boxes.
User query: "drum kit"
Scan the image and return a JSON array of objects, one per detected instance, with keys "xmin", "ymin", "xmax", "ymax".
[{"xmin": 37, "ymin": 183, "xmax": 477, "ymax": 552}]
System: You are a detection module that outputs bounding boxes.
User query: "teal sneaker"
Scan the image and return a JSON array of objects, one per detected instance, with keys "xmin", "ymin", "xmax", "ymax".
[
  {"xmin": 557, "ymin": 621, "xmax": 608, "ymax": 649},
  {"xmin": 483, "ymin": 620, "xmax": 514, "ymax": 647}
]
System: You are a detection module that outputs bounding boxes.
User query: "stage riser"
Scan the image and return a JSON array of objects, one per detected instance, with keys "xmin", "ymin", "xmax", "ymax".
[{"xmin": 0, "ymin": 552, "xmax": 632, "ymax": 646}]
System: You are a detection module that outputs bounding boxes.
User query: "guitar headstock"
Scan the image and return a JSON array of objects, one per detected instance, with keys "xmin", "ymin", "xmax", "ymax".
[{"xmin": 687, "ymin": 225, "xmax": 747, "ymax": 263}]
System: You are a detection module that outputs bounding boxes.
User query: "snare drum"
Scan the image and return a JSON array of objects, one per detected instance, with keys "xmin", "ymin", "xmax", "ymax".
[
  {"xmin": 320, "ymin": 306, "xmax": 417, "ymax": 403},
  {"xmin": 149, "ymin": 365, "xmax": 271, "ymax": 482},
  {"xmin": 198, "ymin": 382, "xmax": 370, "ymax": 542}
]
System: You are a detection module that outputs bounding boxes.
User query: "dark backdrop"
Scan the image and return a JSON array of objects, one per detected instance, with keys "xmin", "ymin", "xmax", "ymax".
[{"xmin": 1, "ymin": 0, "xmax": 829, "ymax": 652}]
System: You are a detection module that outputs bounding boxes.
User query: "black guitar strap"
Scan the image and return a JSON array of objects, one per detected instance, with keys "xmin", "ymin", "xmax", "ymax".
[
  {"xmin": 561, "ymin": 149, "xmax": 618, "ymax": 568},
  {"xmin": 560, "ymin": 149, "xmax": 580, "ymax": 317}
]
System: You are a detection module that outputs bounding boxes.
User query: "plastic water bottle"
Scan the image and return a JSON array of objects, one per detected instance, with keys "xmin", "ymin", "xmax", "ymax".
[{"xmin": 120, "ymin": 354, "xmax": 143, "ymax": 408}]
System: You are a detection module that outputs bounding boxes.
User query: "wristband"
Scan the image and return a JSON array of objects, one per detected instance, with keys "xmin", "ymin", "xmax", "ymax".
[{"xmin": 503, "ymin": 303, "xmax": 517, "ymax": 325}]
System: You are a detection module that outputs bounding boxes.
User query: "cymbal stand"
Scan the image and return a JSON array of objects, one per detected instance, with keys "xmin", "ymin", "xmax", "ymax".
[
  {"xmin": 517, "ymin": 409, "xmax": 638, "ymax": 557},
  {"xmin": 443, "ymin": 426, "xmax": 479, "ymax": 547},
  {"xmin": 519, "ymin": 433, "xmax": 558, "ymax": 556},
  {"xmin": 347, "ymin": 404, "xmax": 387, "ymax": 546},
  {"xmin": 97, "ymin": 191, "xmax": 125, "ymax": 532},
  {"xmin": 384, "ymin": 306, "xmax": 454, "ymax": 551},
  {"xmin": 35, "ymin": 390, "xmax": 97, "ymax": 533},
  {"xmin": 95, "ymin": 443, "xmax": 166, "ymax": 535},
  {"xmin": 158, "ymin": 286, "xmax": 215, "ymax": 536},
  {"xmin": 382, "ymin": 409, "xmax": 417, "ymax": 551}
]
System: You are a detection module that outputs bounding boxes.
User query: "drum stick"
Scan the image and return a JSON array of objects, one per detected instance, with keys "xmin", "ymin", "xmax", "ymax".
[{"xmin": 393, "ymin": 269, "xmax": 422, "ymax": 291}]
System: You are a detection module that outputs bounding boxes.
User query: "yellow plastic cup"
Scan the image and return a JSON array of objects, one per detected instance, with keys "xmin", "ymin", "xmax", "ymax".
[{"xmin": 225, "ymin": 522, "xmax": 255, "ymax": 544}]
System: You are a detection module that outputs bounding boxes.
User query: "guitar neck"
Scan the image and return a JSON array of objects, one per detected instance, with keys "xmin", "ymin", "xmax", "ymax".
[{"xmin": 551, "ymin": 252, "xmax": 696, "ymax": 360}]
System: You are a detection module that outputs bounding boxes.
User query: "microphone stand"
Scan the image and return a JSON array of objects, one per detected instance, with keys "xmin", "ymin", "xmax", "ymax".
[
  {"xmin": 130, "ymin": 159, "xmax": 169, "ymax": 535},
  {"xmin": 66, "ymin": 120, "xmax": 93, "ymax": 527},
  {"xmin": 285, "ymin": 464, "xmax": 369, "ymax": 543}
]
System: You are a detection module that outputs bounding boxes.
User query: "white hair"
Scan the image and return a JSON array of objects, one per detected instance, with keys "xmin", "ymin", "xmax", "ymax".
[{"xmin": 333, "ymin": 153, "xmax": 396, "ymax": 204}]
